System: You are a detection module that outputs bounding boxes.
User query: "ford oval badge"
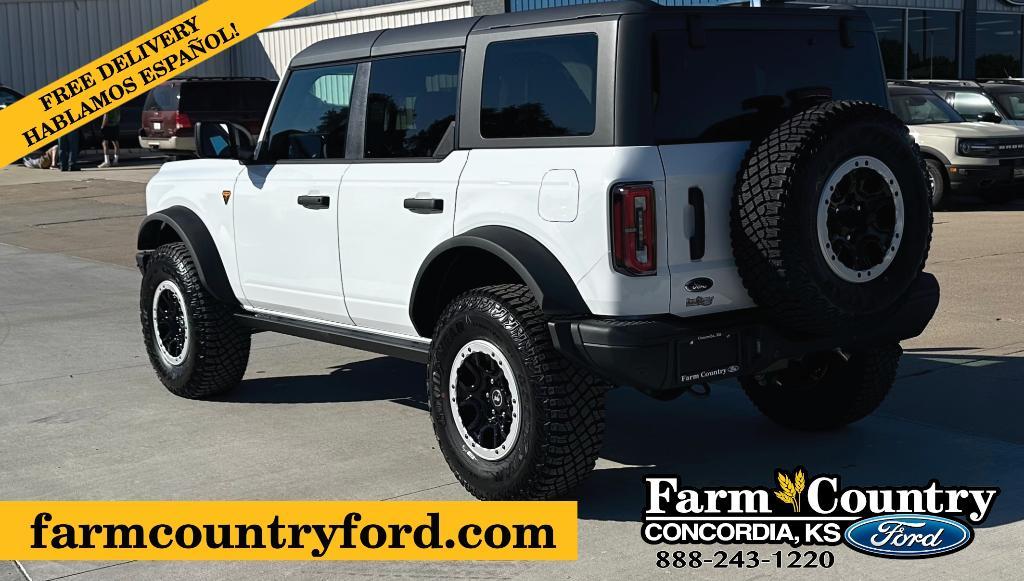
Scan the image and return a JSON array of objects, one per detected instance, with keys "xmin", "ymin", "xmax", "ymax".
[
  {"xmin": 684, "ymin": 277, "xmax": 714, "ymax": 292},
  {"xmin": 843, "ymin": 514, "xmax": 971, "ymax": 558}
]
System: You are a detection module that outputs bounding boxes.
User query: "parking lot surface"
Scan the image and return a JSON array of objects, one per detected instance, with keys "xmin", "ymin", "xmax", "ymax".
[{"xmin": 1, "ymin": 164, "xmax": 1022, "ymax": 579}]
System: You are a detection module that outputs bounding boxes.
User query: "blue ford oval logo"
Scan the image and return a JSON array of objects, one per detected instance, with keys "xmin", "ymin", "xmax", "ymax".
[
  {"xmin": 684, "ymin": 277, "xmax": 714, "ymax": 292},
  {"xmin": 844, "ymin": 514, "xmax": 971, "ymax": 558}
]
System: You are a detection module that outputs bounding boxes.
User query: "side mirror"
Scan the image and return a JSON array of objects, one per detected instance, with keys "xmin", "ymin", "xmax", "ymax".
[
  {"xmin": 979, "ymin": 112, "xmax": 1003, "ymax": 124},
  {"xmin": 194, "ymin": 121, "xmax": 256, "ymax": 160}
]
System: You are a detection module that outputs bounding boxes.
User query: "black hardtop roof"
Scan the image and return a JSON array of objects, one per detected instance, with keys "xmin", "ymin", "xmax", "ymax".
[{"xmin": 290, "ymin": 0, "xmax": 869, "ymax": 68}]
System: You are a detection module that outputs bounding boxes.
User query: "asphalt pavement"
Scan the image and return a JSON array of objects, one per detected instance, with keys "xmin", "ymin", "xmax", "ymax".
[{"xmin": 1, "ymin": 162, "xmax": 1022, "ymax": 580}]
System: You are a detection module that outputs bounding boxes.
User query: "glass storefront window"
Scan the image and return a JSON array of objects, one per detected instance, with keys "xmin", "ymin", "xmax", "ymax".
[
  {"xmin": 908, "ymin": 10, "xmax": 959, "ymax": 79},
  {"xmin": 864, "ymin": 8, "xmax": 906, "ymax": 79},
  {"xmin": 976, "ymin": 15, "xmax": 1023, "ymax": 79}
]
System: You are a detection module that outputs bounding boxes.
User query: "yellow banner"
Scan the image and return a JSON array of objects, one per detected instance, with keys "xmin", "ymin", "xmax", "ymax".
[
  {"xmin": 0, "ymin": 0, "xmax": 315, "ymax": 166},
  {"xmin": 0, "ymin": 501, "xmax": 577, "ymax": 560}
]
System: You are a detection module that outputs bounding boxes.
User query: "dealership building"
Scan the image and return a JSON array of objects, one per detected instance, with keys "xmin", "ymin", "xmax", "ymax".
[{"xmin": 2, "ymin": 0, "xmax": 1024, "ymax": 93}]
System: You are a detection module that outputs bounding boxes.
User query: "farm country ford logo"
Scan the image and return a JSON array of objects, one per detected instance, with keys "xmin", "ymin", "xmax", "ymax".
[{"xmin": 642, "ymin": 467, "xmax": 1000, "ymax": 558}]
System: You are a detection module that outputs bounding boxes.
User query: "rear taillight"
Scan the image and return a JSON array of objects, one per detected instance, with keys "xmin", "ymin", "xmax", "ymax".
[
  {"xmin": 611, "ymin": 183, "xmax": 656, "ymax": 276},
  {"xmin": 174, "ymin": 112, "xmax": 192, "ymax": 135}
]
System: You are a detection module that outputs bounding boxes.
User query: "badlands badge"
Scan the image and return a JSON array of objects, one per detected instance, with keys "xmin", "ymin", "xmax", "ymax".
[{"xmin": 642, "ymin": 468, "xmax": 1000, "ymax": 559}]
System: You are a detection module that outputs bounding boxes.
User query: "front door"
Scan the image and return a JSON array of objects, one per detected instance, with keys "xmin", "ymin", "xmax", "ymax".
[
  {"xmin": 233, "ymin": 64, "xmax": 358, "ymax": 324},
  {"xmin": 339, "ymin": 51, "xmax": 465, "ymax": 336}
]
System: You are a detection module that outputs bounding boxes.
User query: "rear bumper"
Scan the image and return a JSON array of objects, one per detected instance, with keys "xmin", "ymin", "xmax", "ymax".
[
  {"xmin": 138, "ymin": 135, "xmax": 194, "ymax": 153},
  {"xmin": 549, "ymin": 273, "xmax": 940, "ymax": 393}
]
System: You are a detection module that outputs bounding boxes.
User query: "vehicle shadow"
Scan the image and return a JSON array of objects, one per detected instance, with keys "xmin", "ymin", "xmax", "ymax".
[
  {"xmin": 218, "ymin": 356, "xmax": 429, "ymax": 410},
  {"xmin": 216, "ymin": 350, "xmax": 1023, "ymax": 528},
  {"xmin": 578, "ymin": 351, "xmax": 1024, "ymax": 528}
]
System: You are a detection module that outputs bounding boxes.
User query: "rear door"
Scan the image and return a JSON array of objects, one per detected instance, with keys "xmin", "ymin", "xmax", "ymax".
[
  {"xmin": 653, "ymin": 21, "xmax": 888, "ymax": 317},
  {"xmin": 338, "ymin": 51, "xmax": 465, "ymax": 335}
]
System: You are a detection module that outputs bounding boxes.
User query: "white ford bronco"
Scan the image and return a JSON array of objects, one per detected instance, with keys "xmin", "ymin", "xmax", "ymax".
[
  {"xmin": 889, "ymin": 84, "xmax": 1024, "ymax": 208},
  {"xmin": 137, "ymin": 1, "xmax": 939, "ymax": 500}
]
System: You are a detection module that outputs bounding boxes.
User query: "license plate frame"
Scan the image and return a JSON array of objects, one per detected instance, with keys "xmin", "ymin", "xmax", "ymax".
[{"xmin": 676, "ymin": 331, "xmax": 741, "ymax": 384}]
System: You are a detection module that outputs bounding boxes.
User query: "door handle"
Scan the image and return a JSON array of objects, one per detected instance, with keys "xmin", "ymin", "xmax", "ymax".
[
  {"xmin": 297, "ymin": 195, "xmax": 330, "ymax": 210},
  {"xmin": 403, "ymin": 197, "xmax": 444, "ymax": 214},
  {"xmin": 688, "ymin": 186, "xmax": 706, "ymax": 260}
]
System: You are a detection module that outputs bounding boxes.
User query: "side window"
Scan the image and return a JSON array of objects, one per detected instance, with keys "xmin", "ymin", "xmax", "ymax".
[
  {"xmin": 364, "ymin": 52, "xmax": 460, "ymax": 158},
  {"xmin": 480, "ymin": 34, "xmax": 598, "ymax": 139},
  {"xmin": 266, "ymin": 64, "xmax": 356, "ymax": 160}
]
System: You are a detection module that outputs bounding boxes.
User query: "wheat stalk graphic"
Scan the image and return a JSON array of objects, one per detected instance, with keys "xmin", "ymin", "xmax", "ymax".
[{"xmin": 774, "ymin": 468, "xmax": 806, "ymax": 512}]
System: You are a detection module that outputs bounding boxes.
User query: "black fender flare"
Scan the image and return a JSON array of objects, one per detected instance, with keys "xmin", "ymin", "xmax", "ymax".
[
  {"xmin": 917, "ymin": 145, "xmax": 951, "ymax": 167},
  {"xmin": 409, "ymin": 226, "xmax": 590, "ymax": 336},
  {"xmin": 137, "ymin": 206, "xmax": 238, "ymax": 306}
]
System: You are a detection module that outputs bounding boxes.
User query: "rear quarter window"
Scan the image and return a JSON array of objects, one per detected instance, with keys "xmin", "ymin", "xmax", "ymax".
[
  {"xmin": 654, "ymin": 28, "xmax": 887, "ymax": 144},
  {"xmin": 480, "ymin": 34, "xmax": 598, "ymax": 139}
]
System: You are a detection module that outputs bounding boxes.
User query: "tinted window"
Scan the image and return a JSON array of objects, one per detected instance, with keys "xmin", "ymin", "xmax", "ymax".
[
  {"xmin": 267, "ymin": 64, "xmax": 356, "ymax": 160},
  {"xmin": 655, "ymin": 28, "xmax": 887, "ymax": 144},
  {"xmin": 364, "ymin": 52, "xmax": 460, "ymax": 158},
  {"xmin": 481, "ymin": 34, "xmax": 598, "ymax": 139},
  {"xmin": 144, "ymin": 84, "xmax": 180, "ymax": 111},
  {"xmin": 890, "ymin": 93, "xmax": 963, "ymax": 125}
]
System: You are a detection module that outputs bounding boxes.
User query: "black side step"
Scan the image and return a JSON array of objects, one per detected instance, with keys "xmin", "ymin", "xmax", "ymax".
[{"xmin": 235, "ymin": 313, "xmax": 429, "ymax": 363}]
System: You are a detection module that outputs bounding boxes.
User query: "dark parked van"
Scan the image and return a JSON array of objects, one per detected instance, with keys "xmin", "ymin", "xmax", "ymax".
[{"xmin": 139, "ymin": 77, "xmax": 276, "ymax": 155}]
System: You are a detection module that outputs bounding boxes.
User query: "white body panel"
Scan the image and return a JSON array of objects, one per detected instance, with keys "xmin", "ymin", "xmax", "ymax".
[
  {"xmin": 233, "ymin": 163, "xmax": 353, "ymax": 324},
  {"xmin": 659, "ymin": 142, "xmax": 756, "ymax": 316},
  {"xmin": 456, "ymin": 147, "xmax": 670, "ymax": 316},
  {"xmin": 145, "ymin": 159, "xmax": 246, "ymax": 299},
  {"xmin": 338, "ymin": 152, "xmax": 469, "ymax": 335},
  {"xmin": 146, "ymin": 143, "xmax": 759, "ymax": 337}
]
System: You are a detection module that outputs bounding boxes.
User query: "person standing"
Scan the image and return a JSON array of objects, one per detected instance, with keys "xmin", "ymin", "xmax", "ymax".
[
  {"xmin": 98, "ymin": 107, "xmax": 121, "ymax": 168},
  {"xmin": 57, "ymin": 129, "xmax": 80, "ymax": 171}
]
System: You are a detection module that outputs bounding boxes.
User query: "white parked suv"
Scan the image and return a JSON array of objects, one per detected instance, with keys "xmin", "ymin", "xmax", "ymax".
[
  {"xmin": 889, "ymin": 84, "xmax": 1024, "ymax": 208},
  {"xmin": 137, "ymin": 1, "xmax": 939, "ymax": 500}
]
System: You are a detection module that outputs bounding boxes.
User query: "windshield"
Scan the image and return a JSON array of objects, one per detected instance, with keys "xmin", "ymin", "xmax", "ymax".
[
  {"xmin": 993, "ymin": 91, "xmax": 1024, "ymax": 120},
  {"xmin": 890, "ymin": 93, "xmax": 965, "ymax": 125},
  {"xmin": 947, "ymin": 90, "xmax": 1001, "ymax": 121}
]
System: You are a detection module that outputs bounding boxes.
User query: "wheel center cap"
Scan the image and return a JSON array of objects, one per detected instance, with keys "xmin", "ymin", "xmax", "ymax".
[{"xmin": 490, "ymin": 390, "xmax": 504, "ymax": 407}]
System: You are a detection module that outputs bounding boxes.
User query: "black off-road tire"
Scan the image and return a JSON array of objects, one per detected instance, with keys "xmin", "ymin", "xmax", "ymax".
[
  {"xmin": 428, "ymin": 284, "xmax": 608, "ymax": 500},
  {"xmin": 140, "ymin": 242, "xmax": 251, "ymax": 399},
  {"xmin": 740, "ymin": 344, "xmax": 901, "ymax": 431},
  {"xmin": 924, "ymin": 158, "xmax": 949, "ymax": 210},
  {"xmin": 732, "ymin": 101, "xmax": 932, "ymax": 335}
]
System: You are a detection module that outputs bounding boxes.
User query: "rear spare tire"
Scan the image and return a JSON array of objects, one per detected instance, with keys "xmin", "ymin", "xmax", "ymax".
[{"xmin": 732, "ymin": 101, "xmax": 932, "ymax": 334}]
